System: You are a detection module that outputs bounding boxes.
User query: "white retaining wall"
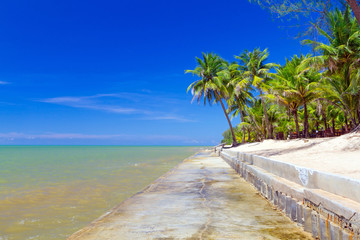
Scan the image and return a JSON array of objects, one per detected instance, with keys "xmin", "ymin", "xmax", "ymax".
[{"xmin": 220, "ymin": 149, "xmax": 360, "ymax": 240}]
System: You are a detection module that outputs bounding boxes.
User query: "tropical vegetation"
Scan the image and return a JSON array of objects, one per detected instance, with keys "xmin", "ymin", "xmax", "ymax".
[{"xmin": 186, "ymin": 6, "xmax": 360, "ymax": 145}]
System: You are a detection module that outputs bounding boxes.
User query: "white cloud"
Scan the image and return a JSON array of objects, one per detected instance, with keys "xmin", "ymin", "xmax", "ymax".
[{"xmin": 0, "ymin": 81, "xmax": 9, "ymax": 85}]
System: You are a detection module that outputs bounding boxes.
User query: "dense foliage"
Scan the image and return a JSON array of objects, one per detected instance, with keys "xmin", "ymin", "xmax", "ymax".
[{"xmin": 186, "ymin": 7, "xmax": 360, "ymax": 144}]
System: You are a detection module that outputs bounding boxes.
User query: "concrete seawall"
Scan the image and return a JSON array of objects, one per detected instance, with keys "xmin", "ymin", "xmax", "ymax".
[{"xmin": 220, "ymin": 148, "xmax": 360, "ymax": 240}]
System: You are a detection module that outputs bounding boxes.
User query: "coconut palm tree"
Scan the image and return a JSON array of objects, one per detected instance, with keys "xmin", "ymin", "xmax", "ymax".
[
  {"xmin": 271, "ymin": 55, "xmax": 321, "ymax": 138},
  {"xmin": 303, "ymin": 6, "xmax": 360, "ymax": 129},
  {"xmin": 224, "ymin": 63, "xmax": 254, "ymax": 143},
  {"xmin": 236, "ymin": 48, "xmax": 277, "ymax": 139},
  {"xmin": 186, "ymin": 53, "xmax": 239, "ymax": 146},
  {"xmin": 267, "ymin": 104, "xmax": 283, "ymax": 139},
  {"xmin": 243, "ymin": 99, "xmax": 267, "ymax": 141},
  {"xmin": 327, "ymin": 105, "xmax": 342, "ymax": 134},
  {"xmin": 269, "ymin": 56, "xmax": 305, "ymax": 137},
  {"xmin": 308, "ymin": 102, "xmax": 322, "ymax": 133}
]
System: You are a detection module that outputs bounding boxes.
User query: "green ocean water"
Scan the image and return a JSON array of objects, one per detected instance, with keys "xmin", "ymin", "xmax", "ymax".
[{"xmin": 0, "ymin": 146, "xmax": 204, "ymax": 240}]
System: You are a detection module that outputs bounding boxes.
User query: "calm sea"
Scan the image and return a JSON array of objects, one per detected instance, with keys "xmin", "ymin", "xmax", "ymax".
[{"xmin": 0, "ymin": 146, "xmax": 204, "ymax": 240}]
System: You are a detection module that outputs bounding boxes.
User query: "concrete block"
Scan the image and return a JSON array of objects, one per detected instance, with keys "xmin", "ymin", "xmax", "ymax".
[
  {"xmin": 311, "ymin": 210, "xmax": 320, "ymax": 239},
  {"xmin": 279, "ymin": 193, "xmax": 286, "ymax": 212},
  {"xmin": 304, "ymin": 189, "xmax": 360, "ymax": 221},
  {"xmin": 261, "ymin": 182, "xmax": 267, "ymax": 197},
  {"xmin": 242, "ymin": 167, "xmax": 246, "ymax": 179},
  {"xmin": 329, "ymin": 221, "xmax": 340, "ymax": 240},
  {"xmin": 320, "ymin": 216, "xmax": 330, "ymax": 240},
  {"xmin": 274, "ymin": 191, "xmax": 279, "ymax": 207},
  {"xmin": 296, "ymin": 202, "xmax": 304, "ymax": 225},
  {"xmin": 290, "ymin": 199, "xmax": 297, "ymax": 222},
  {"xmin": 286, "ymin": 196, "xmax": 292, "ymax": 217},
  {"xmin": 268, "ymin": 174, "xmax": 305, "ymax": 201},
  {"xmin": 267, "ymin": 185, "xmax": 273, "ymax": 201},
  {"xmin": 247, "ymin": 173, "xmax": 252, "ymax": 183},
  {"xmin": 304, "ymin": 207, "xmax": 312, "ymax": 233}
]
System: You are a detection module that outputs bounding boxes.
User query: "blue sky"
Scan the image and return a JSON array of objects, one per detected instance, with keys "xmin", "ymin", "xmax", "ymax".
[{"xmin": 0, "ymin": 0, "xmax": 308, "ymax": 145}]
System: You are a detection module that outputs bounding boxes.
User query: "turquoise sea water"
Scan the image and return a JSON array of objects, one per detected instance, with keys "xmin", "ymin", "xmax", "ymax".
[{"xmin": 0, "ymin": 146, "xmax": 203, "ymax": 240}]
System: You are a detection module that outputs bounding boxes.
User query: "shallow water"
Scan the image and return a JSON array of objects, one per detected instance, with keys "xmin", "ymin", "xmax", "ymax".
[{"xmin": 0, "ymin": 146, "xmax": 202, "ymax": 240}]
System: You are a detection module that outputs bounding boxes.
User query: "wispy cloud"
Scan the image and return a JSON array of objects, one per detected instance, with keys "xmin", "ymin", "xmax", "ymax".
[
  {"xmin": 0, "ymin": 81, "xmax": 10, "ymax": 85},
  {"xmin": 143, "ymin": 115, "xmax": 197, "ymax": 122},
  {"xmin": 38, "ymin": 93, "xmax": 195, "ymax": 122},
  {"xmin": 41, "ymin": 97, "xmax": 83, "ymax": 103},
  {"xmin": 40, "ymin": 95, "xmax": 139, "ymax": 114}
]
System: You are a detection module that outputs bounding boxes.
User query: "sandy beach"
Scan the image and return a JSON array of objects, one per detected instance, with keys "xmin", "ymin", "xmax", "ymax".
[{"xmin": 228, "ymin": 133, "xmax": 360, "ymax": 180}]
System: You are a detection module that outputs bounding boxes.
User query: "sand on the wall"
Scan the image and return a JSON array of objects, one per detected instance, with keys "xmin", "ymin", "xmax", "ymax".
[{"xmin": 230, "ymin": 132, "xmax": 360, "ymax": 180}]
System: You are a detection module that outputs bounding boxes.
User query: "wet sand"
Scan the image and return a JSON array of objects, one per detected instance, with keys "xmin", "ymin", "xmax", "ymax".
[{"xmin": 68, "ymin": 151, "xmax": 312, "ymax": 239}]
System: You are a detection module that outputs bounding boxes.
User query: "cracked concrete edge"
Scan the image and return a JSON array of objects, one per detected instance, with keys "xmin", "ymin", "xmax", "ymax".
[{"xmin": 220, "ymin": 149, "xmax": 360, "ymax": 240}]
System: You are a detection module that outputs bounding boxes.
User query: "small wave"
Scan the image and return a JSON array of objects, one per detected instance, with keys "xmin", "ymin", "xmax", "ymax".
[
  {"xmin": 27, "ymin": 235, "xmax": 39, "ymax": 240},
  {"xmin": 18, "ymin": 219, "xmax": 40, "ymax": 225}
]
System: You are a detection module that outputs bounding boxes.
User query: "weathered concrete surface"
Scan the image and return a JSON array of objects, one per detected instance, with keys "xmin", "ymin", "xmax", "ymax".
[{"xmin": 68, "ymin": 152, "xmax": 312, "ymax": 240}]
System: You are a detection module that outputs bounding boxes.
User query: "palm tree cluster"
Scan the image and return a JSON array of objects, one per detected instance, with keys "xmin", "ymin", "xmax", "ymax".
[{"xmin": 186, "ymin": 7, "xmax": 360, "ymax": 146}]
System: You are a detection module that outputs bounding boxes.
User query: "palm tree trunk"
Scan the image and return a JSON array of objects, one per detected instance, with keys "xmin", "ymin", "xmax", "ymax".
[
  {"xmin": 322, "ymin": 111, "xmax": 327, "ymax": 130},
  {"xmin": 340, "ymin": 102, "xmax": 357, "ymax": 128},
  {"xmin": 345, "ymin": 114, "xmax": 349, "ymax": 132},
  {"xmin": 292, "ymin": 109, "xmax": 300, "ymax": 138},
  {"xmin": 303, "ymin": 99, "xmax": 310, "ymax": 138},
  {"xmin": 346, "ymin": 0, "xmax": 360, "ymax": 25},
  {"xmin": 317, "ymin": 98, "xmax": 354, "ymax": 127},
  {"xmin": 332, "ymin": 118, "xmax": 336, "ymax": 135},
  {"xmin": 215, "ymin": 91, "xmax": 238, "ymax": 147},
  {"xmin": 288, "ymin": 107, "xmax": 291, "ymax": 121},
  {"xmin": 258, "ymin": 88, "xmax": 271, "ymax": 139},
  {"xmin": 240, "ymin": 110, "xmax": 246, "ymax": 144},
  {"xmin": 247, "ymin": 128, "xmax": 251, "ymax": 142}
]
